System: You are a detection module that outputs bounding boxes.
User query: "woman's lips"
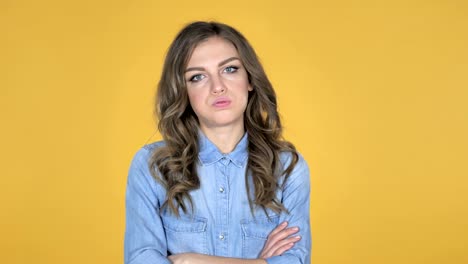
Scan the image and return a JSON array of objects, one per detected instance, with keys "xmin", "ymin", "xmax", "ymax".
[{"xmin": 212, "ymin": 97, "xmax": 231, "ymax": 108}]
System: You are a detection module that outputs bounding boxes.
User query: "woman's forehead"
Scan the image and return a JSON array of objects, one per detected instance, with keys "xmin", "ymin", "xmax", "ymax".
[{"xmin": 187, "ymin": 37, "xmax": 239, "ymax": 65}]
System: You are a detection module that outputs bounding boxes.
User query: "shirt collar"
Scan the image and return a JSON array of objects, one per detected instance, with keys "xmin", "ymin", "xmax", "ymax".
[{"xmin": 198, "ymin": 130, "xmax": 248, "ymax": 167}]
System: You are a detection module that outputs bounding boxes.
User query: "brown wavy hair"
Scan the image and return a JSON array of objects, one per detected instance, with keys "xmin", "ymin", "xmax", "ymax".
[{"xmin": 150, "ymin": 21, "xmax": 298, "ymax": 217}]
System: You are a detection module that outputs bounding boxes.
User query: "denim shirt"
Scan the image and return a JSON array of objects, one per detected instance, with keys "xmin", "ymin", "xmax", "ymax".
[{"xmin": 124, "ymin": 133, "xmax": 311, "ymax": 264}]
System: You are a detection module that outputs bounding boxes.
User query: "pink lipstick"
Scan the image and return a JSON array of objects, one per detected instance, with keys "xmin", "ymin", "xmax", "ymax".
[{"xmin": 212, "ymin": 97, "xmax": 231, "ymax": 108}]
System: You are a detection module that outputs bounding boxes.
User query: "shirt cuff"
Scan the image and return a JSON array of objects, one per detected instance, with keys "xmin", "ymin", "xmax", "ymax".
[
  {"xmin": 265, "ymin": 254, "xmax": 300, "ymax": 264},
  {"xmin": 128, "ymin": 249, "xmax": 171, "ymax": 264}
]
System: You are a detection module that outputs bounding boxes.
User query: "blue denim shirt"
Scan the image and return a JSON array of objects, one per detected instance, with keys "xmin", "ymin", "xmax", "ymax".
[{"xmin": 124, "ymin": 133, "xmax": 311, "ymax": 264}]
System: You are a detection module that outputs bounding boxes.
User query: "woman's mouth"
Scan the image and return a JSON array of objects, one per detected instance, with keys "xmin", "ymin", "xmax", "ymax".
[{"xmin": 213, "ymin": 98, "xmax": 231, "ymax": 108}]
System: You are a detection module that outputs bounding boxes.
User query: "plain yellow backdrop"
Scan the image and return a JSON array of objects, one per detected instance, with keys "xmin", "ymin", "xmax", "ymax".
[{"xmin": 1, "ymin": 0, "xmax": 467, "ymax": 263}]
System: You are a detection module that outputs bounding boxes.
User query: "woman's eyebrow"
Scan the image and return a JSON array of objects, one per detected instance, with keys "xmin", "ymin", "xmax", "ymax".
[
  {"xmin": 185, "ymin": 57, "xmax": 240, "ymax": 73},
  {"xmin": 218, "ymin": 57, "xmax": 240, "ymax": 66}
]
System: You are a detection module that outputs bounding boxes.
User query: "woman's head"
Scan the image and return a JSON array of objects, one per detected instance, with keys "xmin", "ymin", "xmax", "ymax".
[
  {"xmin": 184, "ymin": 36, "xmax": 252, "ymax": 135},
  {"xmin": 152, "ymin": 21, "xmax": 297, "ymax": 216},
  {"xmin": 156, "ymin": 21, "xmax": 280, "ymax": 140}
]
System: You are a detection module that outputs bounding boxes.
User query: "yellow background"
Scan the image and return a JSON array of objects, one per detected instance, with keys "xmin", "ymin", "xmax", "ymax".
[{"xmin": 1, "ymin": 0, "xmax": 467, "ymax": 263}]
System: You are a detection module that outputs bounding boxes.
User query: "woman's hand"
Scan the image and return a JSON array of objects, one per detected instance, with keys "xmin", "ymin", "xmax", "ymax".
[{"xmin": 259, "ymin": 221, "xmax": 301, "ymax": 259}]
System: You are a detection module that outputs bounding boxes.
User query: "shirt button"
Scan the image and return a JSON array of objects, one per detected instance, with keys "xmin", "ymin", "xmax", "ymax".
[
  {"xmin": 219, "ymin": 187, "xmax": 225, "ymax": 193},
  {"xmin": 219, "ymin": 234, "xmax": 225, "ymax": 240}
]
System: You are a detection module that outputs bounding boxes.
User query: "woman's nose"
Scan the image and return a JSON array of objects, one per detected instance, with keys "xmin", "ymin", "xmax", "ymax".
[{"xmin": 210, "ymin": 75, "xmax": 226, "ymax": 94}]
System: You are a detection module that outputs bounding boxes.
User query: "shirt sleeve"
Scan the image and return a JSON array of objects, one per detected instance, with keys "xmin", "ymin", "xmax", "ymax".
[
  {"xmin": 265, "ymin": 154, "xmax": 312, "ymax": 264},
  {"xmin": 124, "ymin": 147, "xmax": 171, "ymax": 264}
]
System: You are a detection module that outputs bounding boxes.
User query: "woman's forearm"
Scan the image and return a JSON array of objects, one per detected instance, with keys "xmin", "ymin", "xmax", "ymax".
[{"xmin": 168, "ymin": 253, "xmax": 267, "ymax": 264}]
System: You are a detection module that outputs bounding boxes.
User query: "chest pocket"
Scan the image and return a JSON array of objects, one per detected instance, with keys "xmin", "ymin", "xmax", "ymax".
[
  {"xmin": 240, "ymin": 214, "xmax": 280, "ymax": 258},
  {"xmin": 161, "ymin": 214, "xmax": 208, "ymax": 255}
]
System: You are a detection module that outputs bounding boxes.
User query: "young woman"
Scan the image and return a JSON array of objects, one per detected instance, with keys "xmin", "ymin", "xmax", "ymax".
[{"xmin": 124, "ymin": 21, "xmax": 311, "ymax": 264}]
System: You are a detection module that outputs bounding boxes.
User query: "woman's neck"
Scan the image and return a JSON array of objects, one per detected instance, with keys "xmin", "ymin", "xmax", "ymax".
[{"xmin": 200, "ymin": 124, "xmax": 245, "ymax": 154}]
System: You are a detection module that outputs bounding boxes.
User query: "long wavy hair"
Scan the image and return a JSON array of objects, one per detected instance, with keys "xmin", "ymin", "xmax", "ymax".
[{"xmin": 150, "ymin": 21, "xmax": 298, "ymax": 217}]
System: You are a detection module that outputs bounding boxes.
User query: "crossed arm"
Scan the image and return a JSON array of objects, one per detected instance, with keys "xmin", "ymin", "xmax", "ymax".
[{"xmin": 168, "ymin": 221, "xmax": 302, "ymax": 264}]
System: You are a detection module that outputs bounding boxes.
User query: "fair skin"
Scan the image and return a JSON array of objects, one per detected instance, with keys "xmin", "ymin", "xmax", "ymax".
[
  {"xmin": 184, "ymin": 36, "xmax": 251, "ymax": 153},
  {"xmin": 169, "ymin": 37, "xmax": 300, "ymax": 264}
]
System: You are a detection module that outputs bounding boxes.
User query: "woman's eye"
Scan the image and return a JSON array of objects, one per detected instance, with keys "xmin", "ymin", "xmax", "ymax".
[
  {"xmin": 189, "ymin": 74, "xmax": 204, "ymax": 82},
  {"xmin": 224, "ymin": 66, "xmax": 239, "ymax": 73}
]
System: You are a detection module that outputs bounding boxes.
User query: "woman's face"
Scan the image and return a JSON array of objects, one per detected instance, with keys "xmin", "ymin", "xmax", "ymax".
[{"xmin": 184, "ymin": 36, "xmax": 252, "ymax": 132}]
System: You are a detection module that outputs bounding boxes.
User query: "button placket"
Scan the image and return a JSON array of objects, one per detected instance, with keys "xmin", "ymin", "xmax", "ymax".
[{"xmin": 214, "ymin": 156, "xmax": 230, "ymax": 256}]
